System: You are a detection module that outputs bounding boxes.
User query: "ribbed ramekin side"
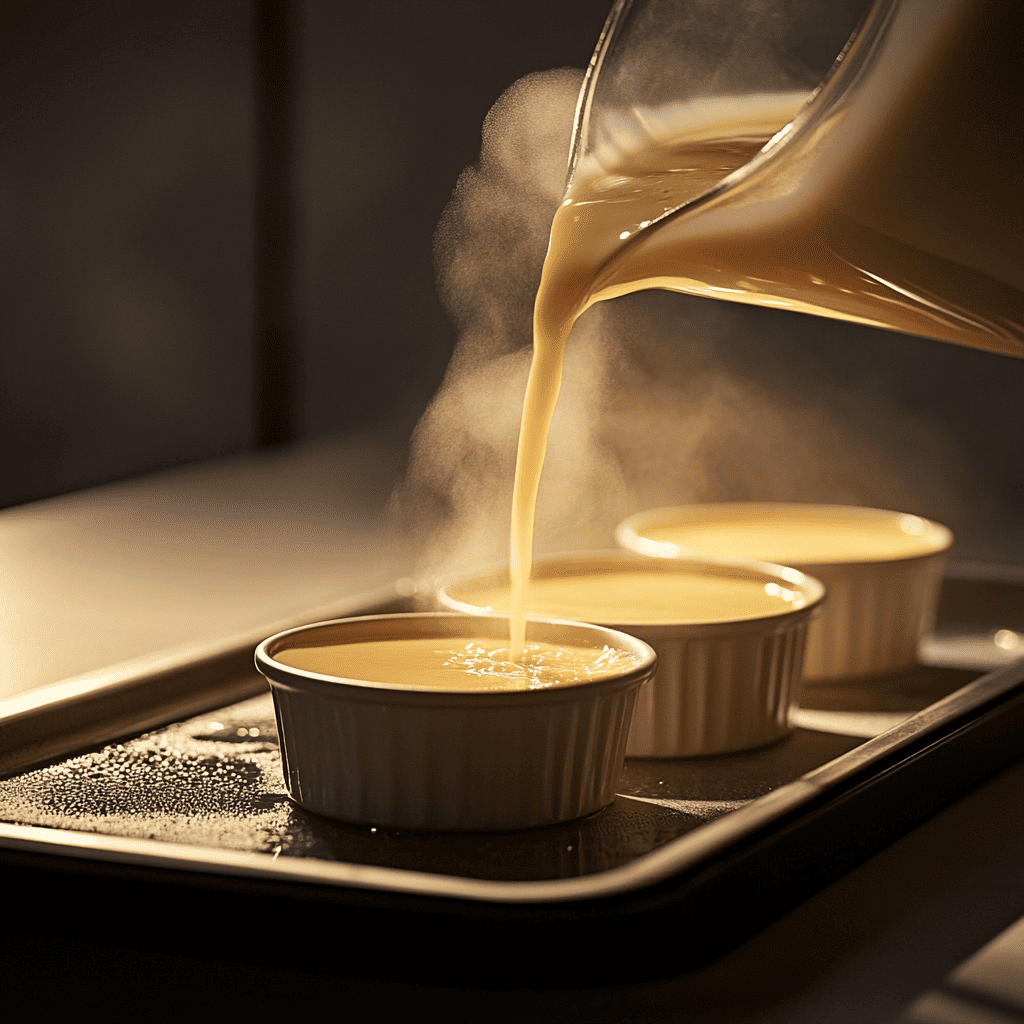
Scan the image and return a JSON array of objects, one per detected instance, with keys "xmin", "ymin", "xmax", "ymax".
[
  {"xmin": 624, "ymin": 620, "xmax": 808, "ymax": 757},
  {"xmin": 802, "ymin": 553, "xmax": 948, "ymax": 681},
  {"xmin": 270, "ymin": 674, "xmax": 646, "ymax": 830}
]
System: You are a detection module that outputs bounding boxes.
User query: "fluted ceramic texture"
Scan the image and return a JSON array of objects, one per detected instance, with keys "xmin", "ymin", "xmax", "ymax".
[
  {"xmin": 270, "ymin": 680, "xmax": 642, "ymax": 830},
  {"xmin": 801, "ymin": 553, "xmax": 947, "ymax": 681},
  {"xmin": 436, "ymin": 552, "xmax": 823, "ymax": 759},
  {"xmin": 257, "ymin": 613, "xmax": 656, "ymax": 831},
  {"xmin": 623, "ymin": 620, "xmax": 809, "ymax": 757},
  {"xmin": 615, "ymin": 504, "xmax": 952, "ymax": 683}
]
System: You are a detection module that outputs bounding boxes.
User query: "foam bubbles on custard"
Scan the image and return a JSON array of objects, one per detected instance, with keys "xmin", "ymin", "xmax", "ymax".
[
  {"xmin": 275, "ymin": 636, "xmax": 639, "ymax": 691},
  {"xmin": 441, "ymin": 640, "xmax": 638, "ymax": 689}
]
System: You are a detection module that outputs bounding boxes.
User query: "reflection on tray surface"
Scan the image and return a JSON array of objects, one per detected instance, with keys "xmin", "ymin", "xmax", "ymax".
[
  {"xmin": 0, "ymin": 571, "xmax": 1018, "ymax": 886},
  {"xmin": 0, "ymin": 656, "xmax": 976, "ymax": 884}
]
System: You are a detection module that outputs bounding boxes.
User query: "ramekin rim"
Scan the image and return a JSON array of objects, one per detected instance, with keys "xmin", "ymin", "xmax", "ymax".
[
  {"xmin": 614, "ymin": 501, "xmax": 954, "ymax": 567},
  {"xmin": 434, "ymin": 548, "xmax": 825, "ymax": 630},
  {"xmin": 254, "ymin": 611, "xmax": 658, "ymax": 700}
]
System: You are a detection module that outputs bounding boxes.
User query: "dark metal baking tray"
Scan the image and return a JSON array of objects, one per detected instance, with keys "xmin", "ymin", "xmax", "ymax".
[{"xmin": 2, "ymin": 566, "xmax": 1022, "ymax": 981}]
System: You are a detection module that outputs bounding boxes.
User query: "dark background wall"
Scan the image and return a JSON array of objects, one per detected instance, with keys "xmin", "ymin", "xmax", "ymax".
[
  {"xmin": 0, "ymin": 0, "xmax": 609, "ymax": 506},
  {"xmin": 1, "ymin": 2, "xmax": 255, "ymax": 505},
  {"xmin": 1, "ymin": 0, "xmax": 1022, "ymax": 561}
]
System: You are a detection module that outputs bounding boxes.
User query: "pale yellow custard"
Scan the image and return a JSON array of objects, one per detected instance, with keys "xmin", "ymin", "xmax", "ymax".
[
  {"xmin": 508, "ymin": 93, "xmax": 812, "ymax": 657},
  {"xmin": 635, "ymin": 506, "xmax": 950, "ymax": 565},
  {"xmin": 454, "ymin": 565, "xmax": 807, "ymax": 626},
  {"xmin": 509, "ymin": 0, "xmax": 1021, "ymax": 656},
  {"xmin": 273, "ymin": 637, "xmax": 639, "ymax": 691}
]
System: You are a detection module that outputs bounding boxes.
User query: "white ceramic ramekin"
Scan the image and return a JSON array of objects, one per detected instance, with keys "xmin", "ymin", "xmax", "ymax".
[
  {"xmin": 437, "ymin": 552, "xmax": 824, "ymax": 758},
  {"xmin": 615, "ymin": 503, "xmax": 953, "ymax": 681},
  {"xmin": 254, "ymin": 612, "xmax": 655, "ymax": 831}
]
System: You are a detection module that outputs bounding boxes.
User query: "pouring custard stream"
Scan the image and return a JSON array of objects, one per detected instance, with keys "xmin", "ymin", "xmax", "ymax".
[
  {"xmin": 508, "ymin": 0, "xmax": 1023, "ymax": 658},
  {"xmin": 509, "ymin": 93, "xmax": 807, "ymax": 657}
]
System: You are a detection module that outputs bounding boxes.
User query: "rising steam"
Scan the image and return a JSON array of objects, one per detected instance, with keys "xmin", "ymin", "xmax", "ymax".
[{"xmin": 387, "ymin": 67, "xmax": 994, "ymax": 587}]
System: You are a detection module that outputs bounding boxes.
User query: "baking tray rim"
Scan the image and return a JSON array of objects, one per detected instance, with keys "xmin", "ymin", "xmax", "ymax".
[{"xmin": 1, "ymin": 647, "xmax": 1021, "ymax": 906}]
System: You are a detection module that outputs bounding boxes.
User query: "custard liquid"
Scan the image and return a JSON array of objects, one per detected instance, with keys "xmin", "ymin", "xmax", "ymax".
[
  {"xmin": 275, "ymin": 637, "xmax": 637, "ymax": 690},
  {"xmin": 509, "ymin": 0, "xmax": 1022, "ymax": 656}
]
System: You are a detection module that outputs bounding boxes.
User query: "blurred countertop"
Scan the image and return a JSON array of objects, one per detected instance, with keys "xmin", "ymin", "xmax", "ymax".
[
  {"xmin": 2, "ymin": 424, "xmax": 1023, "ymax": 1023},
  {"xmin": 0, "ymin": 427, "xmax": 411, "ymax": 700}
]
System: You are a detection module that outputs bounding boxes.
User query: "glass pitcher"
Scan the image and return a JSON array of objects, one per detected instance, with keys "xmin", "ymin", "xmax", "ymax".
[{"xmin": 556, "ymin": 0, "xmax": 1023, "ymax": 357}]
